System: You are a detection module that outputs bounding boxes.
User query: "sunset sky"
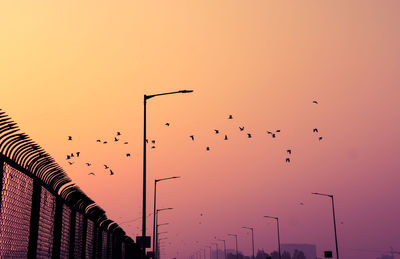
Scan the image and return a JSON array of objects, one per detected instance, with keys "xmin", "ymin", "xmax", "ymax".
[{"xmin": 1, "ymin": 1, "xmax": 400, "ymax": 258}]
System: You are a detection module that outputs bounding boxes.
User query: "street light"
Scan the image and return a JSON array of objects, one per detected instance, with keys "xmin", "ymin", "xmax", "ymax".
[
  {"xmin": 142, "ymin": 90, "xmax": 193, "ymax": 254},
  {"xmin": 312, "ymin": 192, "xmax": 340, "ymax": 259},
  {"xmin": 206, "ymin": 246, "xmax": 212, "ymax": 259},
  {"xmin": 264, "ymin": 216, "xmax": 281, "ymax": 259},
  {"xmin": 228, "ymin": 234, "xmax": 239, "ymax": 259},
  {"xmin": 155, "ymin": 208, "xmax": 173, "ymax": 259},
  {"xmin": 153, "ymin": 176, "xmax": 181, "ymax": 257},
  {"xmin": 242, "ymin": 227, "xmax": 255, "ymax": 259},
  {"xmin": 211, "ymin": 243, "xmax": 219, "ymax": 259},
  {"xmin": 215, "ymin": 237, "xmax": 226, "ymax": 259}
]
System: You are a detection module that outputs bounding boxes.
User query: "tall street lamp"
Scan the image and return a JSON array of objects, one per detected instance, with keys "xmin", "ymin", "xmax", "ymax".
[
  {"xmin": 242, "ymin": 227, "xmax": 255, "ymax": 259},
  {"xmin": 153, "ymin": 176, "xmax": 180, "ymax": 257},
  {"xmin": 264, "ymin": 216, "xmax": 281, "ymax": 259},
  {"xmin": 155, "ymin": 208, "xmax": 173, "ymax": 259},
  {"xmin": 312, "ymin": 192, "xmax": 340, "ymax": 259},
  {"xmin": 215, "ymin": 238, "xmax": 226, "ymax": 259},
  {"xmin": 228, "ymin": 234, "xmax": 239, "ymax": 259},
  {"xmin": 211, "ymin": 243, "xmax": 219, "ymax": 259},
  {"xmin": 206, "ymin": 246, "xmax": 212, "ymax": 259},
  {"xmin": 142, "ymin": 90, "xmax": 193, "ymax": 253}
]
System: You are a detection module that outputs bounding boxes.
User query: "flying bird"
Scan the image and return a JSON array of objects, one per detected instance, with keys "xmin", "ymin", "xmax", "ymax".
[
  {"xmin": 228, "ymin": 115, "xmax": 233, "ymax": 119},
  {"xmin": 126, "ymin": 153, "xmax": 131, "ymax": 157},
  {"xmin": 276, "ymin": 130, "xmax": 281, "ymax": 133},
  {"xmin": 287, "ymin": 149, "xmax": 292, "ymax": 155},
  {"xmin": 88, "ymin": 172, "xmax": 95, "ymax": 176},
  {"xmin": 66, "ymin": 155, "xmax": 71, "ymax": 160},
  {"xmin": 319, "ymin": 136, "xmax": 323, "ymax": 141},
  {"xmin": 224, "ymin": 135, "xmax": 228, "ymax": 140},
  {"xmin": 190, "ymin": 135, "xmax": 194, "ymax": 141},
  {"xmin": 214, "ymin": 129, "xmax": 219, "ymax": 134},
  {"xmin": 313, "ymin": 128, "xmax": 318, "ymax": 133},
  {"xmin": 285, "ymin": 158, "xmax": 290, "ymax": 163},
  {"xmin": 114, "ymin": 137, "xmax": 119, "ymax": 142},
  {"xmin": 68, "ymin": 161, "xmax": 74, "ymax": 165},
  {"xmin": 165, "ymin": 122, "xmax": 170, "ymax": 126},
  {"xmin": 247, "ymin": 133, "xmax": 252, "ymax": 138},
  {"xmin": 104, "ymin": 165, "xmax": 109, "ymax": 169},
  {"xmin": 267, "ymin": 131, "xmax": 272, "ymax": 134},
  {"xmin": 313, "ymin": 100, "xmax": 318, "ymax": 104},
  {"xmin": 145, "ymin": 139, "xmax": 148, "ymax": 144},
  {"xmin": 103, "ymin": 141, "xmax": 108, "ymax": 144},
  {"xmin": 110, "ymin": 170, "xmax": 114, "ymax": 176},
  {"xmin": 299, "ymin": 202, "xmax": 304, "ymax": 206},
  {"xmin": 96, "ymin": 139, "xmax": 101, "ymax": 142},
  {"xmin": 151, "ymin": 140, "xmax": 155, "ymax": 144},
  {"xmin": 272, "ymin": 134, "xmax": 276, "ymax": 138},
  {"xmin": 151, "ymin": 146, "xmax": 156, "ymax": 149},
  {"xmin": 86, "ymin": 163, "xmax": 91, "ymax": 166},
  {"xmin": 124, "ymin": 142, "xmax": 128, "ymax": 144},
  {"xmin": 76, "ymin": 152, "xmax": 80, "ymax": 157},
  {"xmin": 68, "ymin": 136, "xmax": 72, "ymax": 141},
  {"xmin": 117, "ymin": 132, "xmax": 121, "ymax": 136},
  {"xmin": 206, "ymin": 146, "xmax": 210, "ymax": 151},
  {"xmin": 239, "ymin": 126, "xmax": 244, "ymax": 131},
  {"xmin": 70, "ymin": 153, "xmax": 74, "ymax": 157}
]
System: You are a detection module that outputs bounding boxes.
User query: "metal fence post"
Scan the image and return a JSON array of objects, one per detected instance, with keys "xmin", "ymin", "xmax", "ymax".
[
  {"xmin": 28, "ymin": 179, "xmax": 42, "ymax": 259},
  {"xmin": 52, "ymin": 197, "xmax": 63, "ymax": 259},
  {"xmin": 69, "ymin": 210, "xmax": 76, "ymax": 259}
]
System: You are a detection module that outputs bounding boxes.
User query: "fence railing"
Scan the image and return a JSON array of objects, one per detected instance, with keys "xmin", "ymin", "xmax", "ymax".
[{"xmin": 0, "ymin": 109, "xmax": 142, "ymax": 258}]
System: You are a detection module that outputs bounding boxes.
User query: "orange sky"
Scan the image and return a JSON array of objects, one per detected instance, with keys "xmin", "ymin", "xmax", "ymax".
[{"xmin": 1, "ymin": 1, "xmax": 400, "ymax": 258}]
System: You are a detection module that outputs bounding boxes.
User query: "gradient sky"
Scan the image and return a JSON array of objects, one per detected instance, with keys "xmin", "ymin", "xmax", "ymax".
[{"xmin": 1, "ymin": 1, "xmax": 400, "ymax": 258}]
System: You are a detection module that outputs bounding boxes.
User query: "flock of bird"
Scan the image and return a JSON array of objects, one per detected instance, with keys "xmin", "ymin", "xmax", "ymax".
[{"xmin": 65, "ymin": 100, "xmax": 323, "ymax": 175}]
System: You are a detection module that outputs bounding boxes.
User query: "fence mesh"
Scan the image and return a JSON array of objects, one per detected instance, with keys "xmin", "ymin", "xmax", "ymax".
[
  {"xmin": 0, "ymin": 163, "xmax": 33, "ymax": 259},
  {"xmin": 85, "ymin": 219, "xmax": 94, "ymax": 259},
  {"xmin": 74, "ymin": 212, "xmax": 85, "ymax": 258},
  {"xmin": 60, "ymin": 204, "xmax": 71, "ymax": 259},
  {"xmin": 36, "ymin": 186, "xmax": 56, "ymax": 258}
]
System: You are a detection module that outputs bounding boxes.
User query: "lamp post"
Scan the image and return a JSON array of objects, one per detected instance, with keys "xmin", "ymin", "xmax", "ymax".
[
  {"xmin": 312, "ymin": 192, "xmax": 340, "ymax": 259},
  {"xmin": 206, "ymin": 246, "xmax": 212, "ymax": 259},
  {"xmin": 215, "ymin": 238, "xmax": 226, "ymax": 259},
  {"xmin": 153, "ymin": 176, "xmax": 180, "ymax": 257},
  {"xmin": 228, "ymin": 234, "xmax": 239, "ymax": 259},
  {"xmin": 211, "ymin": 243, "xmax": 219, "ymax": 259},
  {"xmin": 155, "ymin": 208, "xmax": 173, "ymax": 259},
  {"xmin": 203, "ymin": 248, "xmax": 206, "ymax": 259},
  {"xmin": 264, "ymin": 216, "xmax": 281, "ymax": 259},
  {"xmin": 142, "ymin": 90, "xmax": 193, "ymax": 254},
  {"xmin": 242, "ymin": 227, "xmax": 255, "ymax": 259}
]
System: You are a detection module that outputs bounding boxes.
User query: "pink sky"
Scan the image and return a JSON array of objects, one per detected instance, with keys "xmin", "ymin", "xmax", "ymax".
[{"xmin": 1, "ymin": 1, "xmax": 400, "ymax": 258}]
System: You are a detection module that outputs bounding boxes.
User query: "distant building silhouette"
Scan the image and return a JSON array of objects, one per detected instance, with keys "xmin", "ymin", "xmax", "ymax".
[
  {"xmin": 281, "ymin": 244, "xmax": 317, "ymax": 259},
  {"xmin": 376, "ymin": 255, "xmax": 394, "ymax": 259}
]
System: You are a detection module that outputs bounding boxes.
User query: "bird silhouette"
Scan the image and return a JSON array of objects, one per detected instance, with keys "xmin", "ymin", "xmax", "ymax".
[
  {"xmin": 272, "ymin": 134, "xmax": 276, "ymax": 138},
  {"xmin": 190, "ymin": 135, "xmax": 194, "ymax": 141},
  {"xmin": 96, "ymin": 139, "xmax": 101, "ymax": 142},
  {"xmin": 313, "ymin": 128, "xmax": 318, "ymax": 133},
  {"xmin": 285, "ymin": 158, "xmax": 290, "ymax": 163},
  {"xmin": 151, "ymin": 140, "xmax": 156, "ymax": 144},
  {"xmin": 299, "ymin": 202, "xmax": 304, "ymax": 206},
  {"xmin": 151, "ymin": 146, "xmax": 156, "ymax": 149},
  {"xmin": 68, "ymin": 136, "xmax": 72, "ymax": 141},
  {"xmin": 86, "ymin": 163, "xmax": 91, "ymax": 166},
  {"xmin": 214, "ymin": 130, "xmax": 219, "ymax": 134},
  {"xmin": 126, "ymin": 153, "xmax": 131, "ymax": 157},
  {"xmin": 247, "ymin": 133, "xmax": 252, "ymax": 138},
  {"xmin": 313, "ymin": 100, "xmax": 318, "ymax": 104},
  {"xmin": 206, "ymin": 146, "xmax": 210, "ymax": 151},
  {"xmin": 114, "ymin": 137, "xmax": 119, "ymax": 142},
  {"xmin": 287, "ymin": 149, "xmax": 292, "ymax": 155},
  {"xmin": 228, "ymin": 115, "xmax": 233, "ymax": 119},
  {"xmin": 103, "ymin": 141, "xmax": 108, "ymax": 144},
  {"xmin": 110, "ymin": 170, "xmax": 114, "ymax": 176},
  {"xmin": 68, "ymin": 161, "xmax": 74, "ymax": 165},
  {"xmin": 124, "ymin": 142, "xmax": 129, "ymax": 144},
  {"xmin": 88, "ymin": 172, "xmax": 95, "ymax": 176},
  {"xmin": 165, "ymin": 123, "xmax": 170, "ymax": 126},
  {"xmin": 70, "ymin": 153, "xmax": 74, "ymax": 157},
  {"xmin": 267, "ymin": 131, "xmax": 272, "ymax": 134},
  {"xmin": 276, "ymin": 130, "xmax": 281, "ymax": 133},
  {"xmin": 319, "ymin": 136, "xmax": 323, "ymax": 141},
  {"xmin": 104, "ymin": 165, "xmax": 109, "ymax": 169},
  {"xmin": 224, "ymin": 135, "xmax": 228, "ymax": 140},
  {"xmin": 76, "ymin": 152, "xmax": 80, "ymax": 157},
  {"xmin": 117, "ymin": 132, "xmax": 121, "ymax": 136},
  {"xmin": 66, "ymin": 155, "xmax": 71, "ymax": 160},
  {"xmin": 239, "ymin": 126, "xmax": 244, "ymax": 131}
]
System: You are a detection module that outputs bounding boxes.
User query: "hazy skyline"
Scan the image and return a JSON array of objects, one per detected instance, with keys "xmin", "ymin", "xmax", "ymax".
[{"xmin": 1, "ymin": 1, "xmax": 400, "ymax": 258}]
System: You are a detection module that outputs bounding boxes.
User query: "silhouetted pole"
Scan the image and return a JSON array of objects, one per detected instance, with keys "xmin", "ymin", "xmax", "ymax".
[
  {"xmin": 228, "ymin": 234, "xmax": 239, "ymax": 259},
  {"xmin": 155, "ymin": 208, "xmax": 173, "ymax": 259},
  {"xmin": 242, "ymin": 227, "xmax": 254, "ymax": 259},
  {"xmin": 264, "ymin": 216, "xmax": 281, "ymax": 259},
  {"xmin": 212, "ymin": 243, "xmax": 219, "ymax": 259},
  {"xmin": 207, "ymin": 246, "xmax": 212, "ymax": 259},
  {"xmin": 142, "ymin": 90, "xmax": 193, "ymax": 254},
  {"xmin": 153, "ymin": 177, "xmax": 180, "ymax": 258},
  {"xmin": 215, "ymin": 238, "xmax": 226, "ymax": 259},
  {"xmin": 203, "ymin": 248, "xmax": 206, "ymax": 259},
  {"xmin": 312, "ymin": 192, "xmax": 340, "ymax": 259}
]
